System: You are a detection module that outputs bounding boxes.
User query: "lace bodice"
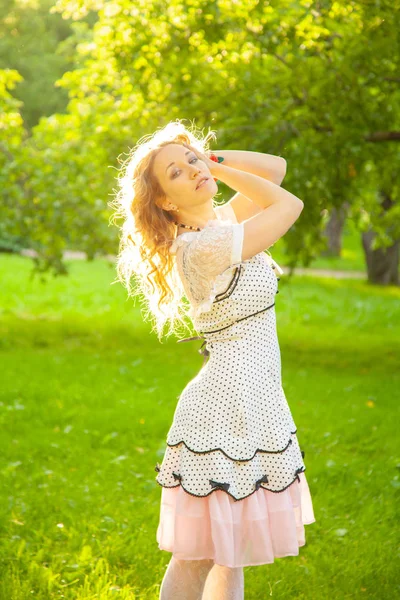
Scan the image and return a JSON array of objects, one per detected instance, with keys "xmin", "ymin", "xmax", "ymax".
[{"xmin": 169, "ymin": 203, "xmax": 283, "ymax": 319}]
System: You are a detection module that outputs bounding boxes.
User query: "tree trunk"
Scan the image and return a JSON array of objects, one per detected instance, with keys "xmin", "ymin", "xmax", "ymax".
[
  {"xmin": 361, "ymin": 191, "xmax": 399, "ymax": 285},
  {"xmin": 321, "ymin": 203, "xmax": 349, "ymax": 256}
]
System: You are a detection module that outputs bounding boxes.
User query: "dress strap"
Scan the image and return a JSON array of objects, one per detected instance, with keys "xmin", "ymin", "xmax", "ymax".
[
  {"xmin": 176, "ymin": 302, "xmax": 277, "ymax": 365},
  {"xmin": 198, "ymin": 302, "xmax": 276, "ymax": 335},
  {"xmin": 265, "ymin": 250, "xmax": 284, "ymax": 275}
]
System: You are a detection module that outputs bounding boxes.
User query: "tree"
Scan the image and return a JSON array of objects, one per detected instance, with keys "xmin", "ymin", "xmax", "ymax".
[
  {"xmin": 2, "ymin": 0, "xmax": 399, "ymax": 283},
  {"xmin": 0, "ymin": 68, "xmax": 27, "ymax": 252},
  {"xmin": 0, "ymin": 0, "xmax": 74, "ymax": 130}
]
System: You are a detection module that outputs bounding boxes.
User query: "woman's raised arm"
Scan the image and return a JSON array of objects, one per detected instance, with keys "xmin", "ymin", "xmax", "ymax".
[{"xmin": 212, "ymin": 161, "xmax": 304, "ymax": 261}]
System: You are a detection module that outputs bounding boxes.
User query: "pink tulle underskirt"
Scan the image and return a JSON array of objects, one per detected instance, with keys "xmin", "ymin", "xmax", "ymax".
[{"xmin": 156, "ymin": 471, "xmax": 316, "ymax": 568}]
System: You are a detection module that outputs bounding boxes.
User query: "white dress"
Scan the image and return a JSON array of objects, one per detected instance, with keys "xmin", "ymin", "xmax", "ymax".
[
  {"xmin": 155, "ymin": 202, "xmax": 316, "ymax": 567},
  {"xmin": 155, "ymin": 202, "xmax": 306, "ymax": 497}
]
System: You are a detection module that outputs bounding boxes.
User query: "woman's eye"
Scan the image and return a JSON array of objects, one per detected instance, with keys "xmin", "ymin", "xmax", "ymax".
[{"xmin": 172, "ymin": 157, "xmax": 198, "ymax": 178}]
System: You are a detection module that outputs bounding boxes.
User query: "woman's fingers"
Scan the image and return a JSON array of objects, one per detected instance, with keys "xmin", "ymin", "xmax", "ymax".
[{"xmin": 183, "ymin": 142, "xmax": 216, "ymax": 171}]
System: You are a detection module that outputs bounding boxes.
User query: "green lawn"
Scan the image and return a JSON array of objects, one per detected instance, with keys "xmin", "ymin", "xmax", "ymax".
[{"xmin": 0, "ymin": 254, "xmax": 399, "ymax": 599}]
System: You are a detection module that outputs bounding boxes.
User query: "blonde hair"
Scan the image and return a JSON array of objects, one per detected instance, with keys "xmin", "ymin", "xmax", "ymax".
[{"xmin": 109, "ymin": 120, "xmax": 219, "ymax": 342}]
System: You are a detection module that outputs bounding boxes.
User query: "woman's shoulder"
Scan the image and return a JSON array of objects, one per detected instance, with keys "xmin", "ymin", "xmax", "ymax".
[
  {"xmin": 169, "ymin": 231, "xmax": 199, "ymax": 254},
  {"xmin": 169, "ymin": 203, "xmax": 237, "ymax": 255},
  {"xmin": 214, "ymin": 202, "xmax": 238, "ymax": 223}
]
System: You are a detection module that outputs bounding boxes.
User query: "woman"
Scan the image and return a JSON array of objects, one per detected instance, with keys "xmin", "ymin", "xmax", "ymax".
[{"xmin": 111, "ymin": 121, "xmax": 316, "ymax": 600}]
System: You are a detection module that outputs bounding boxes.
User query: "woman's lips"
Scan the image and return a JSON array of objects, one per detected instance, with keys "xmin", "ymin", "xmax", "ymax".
[{"xmin": 196, "ymin": 178, "xmax": 209, "ymax": 190}]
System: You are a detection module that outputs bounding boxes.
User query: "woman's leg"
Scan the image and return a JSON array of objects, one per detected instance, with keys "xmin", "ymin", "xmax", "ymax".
[
  {"xmin": 201, "ymin": 564, "xmax": 245, "ymax": 600},
  {"xmin": 159, "ymin": 556, "xmax": 214, "ymax": 600}
]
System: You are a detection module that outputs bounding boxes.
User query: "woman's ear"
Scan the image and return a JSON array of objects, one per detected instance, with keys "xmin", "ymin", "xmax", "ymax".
[
  {"xmin": 155, "ymin": 196, "xmax": 167, "ymax": 210},
  {"xmin": 157, "ymin": 199, "xmax": 175, "ymax": 213}
]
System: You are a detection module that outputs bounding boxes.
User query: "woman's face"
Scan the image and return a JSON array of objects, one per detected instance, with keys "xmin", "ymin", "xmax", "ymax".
[{"xmin": 153, "ymin": 143, "xmax": 217, "ymax": 212}]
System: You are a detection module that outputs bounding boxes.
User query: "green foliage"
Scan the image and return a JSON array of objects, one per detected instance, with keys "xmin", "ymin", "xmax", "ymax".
[
  {"xmin": 0, "ymin": 68, "xmax": 109, "ymax": 270},
  {"xmin": 0, "ymin": 68, "xmax": 27, "ymax": 252},
  {"xmin": 0, "ymin": 0, "xmax": 73, "ymax": 130},
  {"xmin": 1, "ymin": 0, "xmax": 399, "ymax": 276}
]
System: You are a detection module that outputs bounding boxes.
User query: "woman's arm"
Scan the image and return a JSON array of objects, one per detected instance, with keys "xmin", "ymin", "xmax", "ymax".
[
  {"xmin": 186, "ymin": 143, "xmax": 302, "ymax": 257},
  {"xmin": 212, "ymin": 150, "xmax": 286, "ymax": 185},
  {"xmin": 212, "ymin": 150, "xmax": 287, "ymax": 223},
  {"xmin": 209, "ymin": 160, "xmax": 303, "ymax": 260}
]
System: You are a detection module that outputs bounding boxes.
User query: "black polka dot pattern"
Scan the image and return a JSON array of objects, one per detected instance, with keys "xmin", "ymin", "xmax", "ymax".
[{"xmin": 155, "ymin": 208, "xmax": 306, "ymax": 501}]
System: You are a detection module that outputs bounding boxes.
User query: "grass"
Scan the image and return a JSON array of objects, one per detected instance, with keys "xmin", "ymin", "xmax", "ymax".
[{"xmin": 0, "ymin": 253, "xmax": 399, "ymax": 599}]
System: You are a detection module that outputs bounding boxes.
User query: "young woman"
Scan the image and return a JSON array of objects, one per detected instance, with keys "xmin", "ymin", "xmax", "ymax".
[{"xmin": 112, "ymin": 121, "xmax": 316, "ymax": 600}]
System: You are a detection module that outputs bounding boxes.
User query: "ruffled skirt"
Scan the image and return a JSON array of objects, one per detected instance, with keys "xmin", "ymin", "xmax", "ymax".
[{"xmin": 156, "ymin": 471, "xmax": 316, "ymax": 568}]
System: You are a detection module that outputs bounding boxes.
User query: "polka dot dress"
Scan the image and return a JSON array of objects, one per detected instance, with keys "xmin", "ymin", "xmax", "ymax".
[{"xmin": 155, "ymin": 203, "xmax": 307, "ymax": 502}]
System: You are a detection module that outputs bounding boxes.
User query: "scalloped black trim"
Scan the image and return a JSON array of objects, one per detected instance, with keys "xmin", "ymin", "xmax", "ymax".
[
  {"xmin": 156, "ymin": 447, "xmax": 305, "ymax": 477},
  {"xmin": 166, "ymin": 431, "xmax": 297, "ymax": 461},
  {"xmin": 155, "ymin": 466, "xmax": 306, "ymax": 502}
]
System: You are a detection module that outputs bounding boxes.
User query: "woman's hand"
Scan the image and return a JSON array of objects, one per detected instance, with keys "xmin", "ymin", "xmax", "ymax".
[{"xmin": 182, "ymin": 142, "xmax": 221, "ymax": 175}]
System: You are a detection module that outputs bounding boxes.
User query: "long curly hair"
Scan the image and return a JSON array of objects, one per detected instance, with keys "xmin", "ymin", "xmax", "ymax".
[{"xmin": 109, "ymin": 120, "xmax": 219, "ymax": 342}]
